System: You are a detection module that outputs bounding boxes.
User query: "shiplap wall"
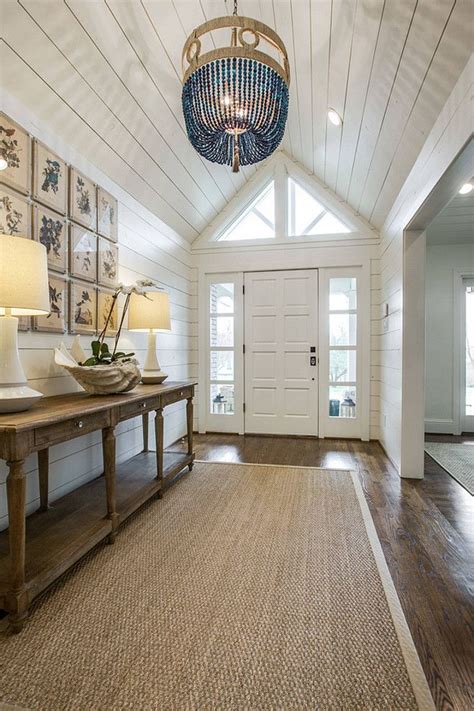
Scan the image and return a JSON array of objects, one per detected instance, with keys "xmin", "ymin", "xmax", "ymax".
[
  {"xmin": 378, "ymin": 56, "xmax": 473, "ymax": 474},
  {"xmin": 0, "ymin": 91, "xmax": 198, "ymax": 530}
]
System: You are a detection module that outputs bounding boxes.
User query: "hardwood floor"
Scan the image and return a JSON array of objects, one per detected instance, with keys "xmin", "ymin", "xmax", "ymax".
[{"xmin": 179, "ymin": 433, "xmax": 473, "ymax": 711}]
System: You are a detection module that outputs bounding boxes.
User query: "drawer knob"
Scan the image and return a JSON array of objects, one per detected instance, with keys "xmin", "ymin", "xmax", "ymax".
[
  {"xmin": 76, "ymin": 420, "xmax": 84, "ymax": 429},
  {"xmin": 141, "ymin": 402, "xmax": 147, "ymax": 409},
  {"xmin": 180, "ymin": 391, "xmax": 184, "ymax": 397}
]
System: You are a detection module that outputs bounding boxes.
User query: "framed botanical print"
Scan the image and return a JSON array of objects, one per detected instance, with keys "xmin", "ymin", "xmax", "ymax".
[
  {"xmin": 33, "ymin": 275, "xmax": 67, "ymax": 333},
  {"xmin": 69, "ymin": 280, "xmax": 97, "ymax": 335},
  {"xmin": 98, "ymin": 236, "xmax": 118, "ymax": 287},
  {"xmin": 97, "ymin": 287, "xmax": 119, "ymax": 336},
  {"xmin": 33, "ymin": 204, "xmax": 67, "ymax": 273},
  {"xmin": 33, "ymin": 140, "xmax": 68, "ymax": 214},
  {"xmin": 97, "ymin": 187, "xmax": 118, "ymax": 242},
  {"xmin": 70, "ymin": 225, "xmax": 97, "ymax": 282},
  {"xmin": 69, "ymin": 167, "xmax": 96, "ymax": 230},
  {"xmin": 0, "ymin": 113, "xmax": 30, "ymax": 195},
  {"xmin": 0, "ymin": 186, "xmax": 30, "ymax": 238}
]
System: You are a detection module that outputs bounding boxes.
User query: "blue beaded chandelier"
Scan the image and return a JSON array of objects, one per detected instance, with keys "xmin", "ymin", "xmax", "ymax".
[{"xmin": 182, "ymin": 0, "xmax": 290, "ymax": 172}]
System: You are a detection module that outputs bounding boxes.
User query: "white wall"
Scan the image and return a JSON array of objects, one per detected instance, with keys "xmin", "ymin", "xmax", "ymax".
[
  {"xmin": 378, "ymin": 56, "xmax": 473, "ymax": 474},
  {"xmin": 425, "ymin": 243, "xmax": 474, "ymax": 433},
  {"xmin": 0, "ymin": 92, "xmax": 197, "ymax": 529}
]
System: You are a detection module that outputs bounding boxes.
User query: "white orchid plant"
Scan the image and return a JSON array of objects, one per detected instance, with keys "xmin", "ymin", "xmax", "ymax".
[{"xmin": 80, "ymin": 280, "xmax": 160, "ymax": 367}]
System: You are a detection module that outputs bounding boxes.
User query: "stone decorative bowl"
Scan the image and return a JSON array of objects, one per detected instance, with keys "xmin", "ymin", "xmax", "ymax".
[{"xmin": 54, "ymin": 345, "xmax": 142, "ymax": 395}]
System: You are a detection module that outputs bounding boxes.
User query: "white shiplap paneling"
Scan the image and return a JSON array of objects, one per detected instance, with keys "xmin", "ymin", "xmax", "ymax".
[
  {"xmin": 1, "ymin": 0, "xmax": 471, "ymax": 240},
  {"xmin": 0, "ymin": 90, "xmax": 197, "ymax": 530}
]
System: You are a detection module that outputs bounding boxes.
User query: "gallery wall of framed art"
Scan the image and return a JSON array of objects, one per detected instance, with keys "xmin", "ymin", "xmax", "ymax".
[{"xmin": 0, "ymin": 111, "xmax": 119, "ymax": 336}]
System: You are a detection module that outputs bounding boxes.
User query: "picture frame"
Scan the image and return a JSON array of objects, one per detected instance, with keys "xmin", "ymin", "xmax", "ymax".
[
  {"xmin": 33, "ymin": 274, "xmax": 67, "ymax": 333},
  {"xmin": 97, "ymin": 287, "xmax": 119, "ymax": 336},
  {"xmin": 97, "ymin": 187, "xmax": 118, "ymax": 242},
  {"xmin": 33, "ymin": 139, "xmax": 68, "ymax": 215},
  {"xmin": 70, "ymin": 225, "xmax": 97, "ymax": 282},
  {"xmin": 69, "ymin": 167, "xmax": 96, "ymax": 230},
  {"xmin": 98, "ymin": 236, "xmax": 118, "ymax": 287},
  {"xmin": 69, "ymin": 279, "xmax": 97, "ymax": 335},
  {"xmin": 0, "ymin": 186, "xmax": 31, "ymax": 239},
  {"xmin": 33, "ymin": 203, "xmax": 67, "ymax": 273},
  {"xmin": 0, "ymin": 113, "xmax": 30, "ymax": 195}
]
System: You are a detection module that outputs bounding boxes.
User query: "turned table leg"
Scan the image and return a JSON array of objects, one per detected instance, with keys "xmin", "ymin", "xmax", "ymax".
[
  {"xmin": 186, "ymin": 396, "xmax": 194, "ymax": 471},
  {"xmin": 37, "ymin": 448, "xmax": 49, "ymax": 512},
  {"xmin": 6, "ymin": 459, "xmax": 28, "ymax": 633},
  {"xmin": 102, "ymin": 427, "xmax": 119, "ymax": 543},
  {"xmin": 142, "ymin": 412, "xmax": 149, "ymax": 452},
  {"xmin": 154, "ymin": 407, "xmax": 164, "ymax": 496}
]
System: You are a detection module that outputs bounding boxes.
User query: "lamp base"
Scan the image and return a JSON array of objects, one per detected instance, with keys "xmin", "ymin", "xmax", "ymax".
[
  {"xmin": 0, "ymin": 384, "xmax": 44, "ymax": 413},
  {"xmin": 141, "ymin": 370, "xmax": 168, "ymax": 385}
]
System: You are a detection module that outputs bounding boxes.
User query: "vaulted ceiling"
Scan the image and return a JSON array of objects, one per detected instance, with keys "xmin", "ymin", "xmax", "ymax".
[{"xmin": 1, "ymin": 0, "xmax": 472, "ymax": 243}]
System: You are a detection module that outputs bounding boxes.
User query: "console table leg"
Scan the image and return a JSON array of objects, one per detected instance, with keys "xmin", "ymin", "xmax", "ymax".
[
  {"xmin": 102, "ymin": 427, "xmax": 118, "ymax": 543},
  {"xmin": 142, "ymin": 412, "xmax": 149, "ymax": 452},
  {"xmin": 6, "ymin": 459, "xmax": 28, "ymax": 633},
  {"xmin": 38, "ymin": 448, "xmax": 49, "ymax": 512},
  {"xmin": 154, "ymin": 407, "xmax": 164, "ymax": 496},
  {"xmin": 186, "ymin": 397, "xmax": 194, "ymax": 471}
]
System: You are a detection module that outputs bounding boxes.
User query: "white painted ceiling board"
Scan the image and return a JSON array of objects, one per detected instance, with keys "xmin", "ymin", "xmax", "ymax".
[
  {"xmin": 426, "ymin": 189, "xmax": 474, "ymax": 245},
  {"xmin": 2, "ymin": 0, "xmax": 471, "ymax": 242}
]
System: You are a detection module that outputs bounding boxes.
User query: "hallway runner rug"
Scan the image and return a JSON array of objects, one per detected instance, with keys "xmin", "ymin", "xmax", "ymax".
[
  {"xmin": 0, "ymin": 462, "xmax": 434, "ymax": 710},
  {"xmin": 425, "ymin": 442, "xmax": 474, "ymax": 495}
]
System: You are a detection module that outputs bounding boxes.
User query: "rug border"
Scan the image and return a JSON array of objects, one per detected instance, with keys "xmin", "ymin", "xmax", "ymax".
[
  {"xmin": 196, "ymin": 459, "xmax": 436, "ymax": 711},
  {"xmin": 424, "ymin": 443, "xmax": 474, "ymax": 496}
]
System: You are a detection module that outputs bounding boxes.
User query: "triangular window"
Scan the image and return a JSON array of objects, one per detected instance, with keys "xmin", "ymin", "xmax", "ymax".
[
  {"xmin": 288, "ymin": 178, "xmax": 350, "ymax": 236},
  {"xmin": 219, "ymin": 182, "xmax": 275, "ymax": 241}
]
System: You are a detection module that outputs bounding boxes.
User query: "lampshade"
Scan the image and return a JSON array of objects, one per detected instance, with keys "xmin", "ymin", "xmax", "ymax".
[
  {"xmin": 128, "ymin": 291, "xmax": 171, "ymax": 332},
  {"xmin": 0, "ymin": 234, "xmax": 50, "ymax": 315}
]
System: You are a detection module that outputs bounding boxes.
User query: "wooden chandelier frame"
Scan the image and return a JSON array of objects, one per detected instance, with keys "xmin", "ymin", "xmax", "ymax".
[{"xmin": 182, "ymin": 15, "xmax": 291, "ymax": 86}]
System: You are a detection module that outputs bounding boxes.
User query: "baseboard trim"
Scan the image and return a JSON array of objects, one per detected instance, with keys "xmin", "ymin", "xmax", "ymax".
[{"xmin": 424, "ymin": 418, "xmax": 458, "ymax": 435}]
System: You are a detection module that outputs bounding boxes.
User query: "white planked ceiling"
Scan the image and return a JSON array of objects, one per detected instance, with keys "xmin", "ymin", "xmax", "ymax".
[
  {"xmin": 427, "ymin": 187, "xmax": 474, "ymax": 245},
  {"xmin": 1, "ymin": 0, "xmax": 472, "ymax": 243}
]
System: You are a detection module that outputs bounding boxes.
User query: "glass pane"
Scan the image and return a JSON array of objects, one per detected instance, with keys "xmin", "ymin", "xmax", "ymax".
[
  {"xmin": 288, "ymin": 178, "xmax": 324, "ymax": 236},
  {"xmin": 210, "ymin": 283, "xmax": 234, "ymax": 313},
  {"xmin": 220, "ymin": 183, "xmax": 275, "ymax": 241},
  {"xmin": 329, "ymin": 278, "xmax": 357, "ymax": 310},
  {"xmin": 210, "ymin": 316, "xmax": 234, "ymax": 347},
  {"xmin": 309, "ymin": 212, "xmax": 350, "ymax": 235},
  {"xmin": 329, "ymin": 314, "xmax": 357, "ymax": 346},
  {"xmin": 466, "ymin": 286, "xmax": 474, "ymax": 416},
  {"xmin": 210, "ymin": 384, "xmax": 235, "ymax": 415},
  {"xmin": 210, "ymin": 351, "xmax": 234, "ymax": 381},
  {"xmin": 329, "ymin": 386, "xmax": 357, "ymax": 418},
  {"xmin": 330, "ymin": 350, "xmax": 356, "ymax": 382}
]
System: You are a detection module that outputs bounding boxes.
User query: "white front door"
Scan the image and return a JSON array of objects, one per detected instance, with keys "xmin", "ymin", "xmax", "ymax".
[
  {"xmin": 244, "ymin": 270, "xmax": 318, "ymax": 436},
  {"xmin": 462, "ymin": 278, "xmax": 474, "ymax": 432}
]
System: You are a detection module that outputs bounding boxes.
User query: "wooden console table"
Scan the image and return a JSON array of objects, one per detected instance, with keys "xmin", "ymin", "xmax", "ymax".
[{"xmin": 0, "ymin": 381, "xmax": 196, "ymax": 633}]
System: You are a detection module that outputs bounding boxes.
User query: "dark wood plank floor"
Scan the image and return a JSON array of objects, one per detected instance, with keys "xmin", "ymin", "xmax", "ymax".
[{"xmin": 179, "ymin": 433, "xmax": 473, "ymax": 711}]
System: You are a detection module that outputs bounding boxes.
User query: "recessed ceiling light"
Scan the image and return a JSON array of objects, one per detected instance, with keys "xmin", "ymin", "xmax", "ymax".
[
  {"xmin": 327, "ymin": 108, "xmax": 342, "ymax": 126},
  {"xmin": 0, "ymin": 157, "xmax": 7, "ymax": 171},
  {"xmin": 459, "ymin": 182, "xmax": 473, "ymax": 195}
]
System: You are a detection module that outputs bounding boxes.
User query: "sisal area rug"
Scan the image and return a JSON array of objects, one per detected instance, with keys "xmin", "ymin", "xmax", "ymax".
[
  {"xmin": 0, "ymin": 462, "xmax": 434, "ymax": 710},
  {"xmin": 425, "ymin": 441, "xmax": 474, "ymax": 495}
]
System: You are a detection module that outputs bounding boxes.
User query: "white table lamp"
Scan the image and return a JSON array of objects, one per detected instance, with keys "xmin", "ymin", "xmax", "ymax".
[
  {"xmin": 0, "ymin": 235, "xmax": 50, "ymax": 413},
  {"xmin": 128, "ymin": 291, "xmax": 171, "ymax": 384}
]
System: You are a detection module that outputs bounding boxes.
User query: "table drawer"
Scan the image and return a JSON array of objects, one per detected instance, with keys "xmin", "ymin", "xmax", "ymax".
[
  {"xmin": 119, "ymin": 397, "xmax": 160, "ymax": 421},
  {"xmin": 161, "ymin": 386, "xmax": 193, "ymax": 408},
  {"xmin": 34, "ymin": 411, "xmax": 110, "ymax": 447}
]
